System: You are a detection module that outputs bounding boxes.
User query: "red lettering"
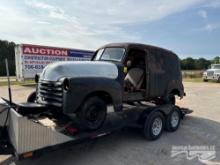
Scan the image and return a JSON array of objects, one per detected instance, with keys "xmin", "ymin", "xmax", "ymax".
[
  {"xmin": 22, "ymin": 44, "xmax": 68, "ymax": 56},
  {"xmin": 54, "ymin": 50, "xmax": 60, "ymax": 55},
  {"xmin": 31, "ymin": 48, "xmax": 39, "ymax": 54},
  {"xmin": 23, "ymin": 47, "xmax": 32, "ymax": 54},
  {"xmin": 61, "ymin": 50, "xmax": 68, "ymax": 56},
  {"xmin": 39, "ymin": 49, "xmax": 46, "ymax": 54}
]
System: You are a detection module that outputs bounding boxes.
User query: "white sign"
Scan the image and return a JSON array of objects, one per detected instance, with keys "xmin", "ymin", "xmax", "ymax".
[{"xmin": 15, "ymin": 44, "xmax": 94, "ymax": 80}]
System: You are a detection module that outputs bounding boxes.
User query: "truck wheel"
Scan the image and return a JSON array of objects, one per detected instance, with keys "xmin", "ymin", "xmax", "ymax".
[
  {"xmin": 203, "ymin": 79, "xmax": 208, "ymax": 82},
  {"xmin": 143, "ymin": 111, "xmax": 164, "ymax": 140},
  {"xmin": 77, "ymin": 96, "xmax": 107, "ymax": 131},
  {"xmin": 217, "ymin": 77, "xmax": 220, "ymax": 83},
  {"xmin": 165, "ymin": 107, "xmax": 181, "ymax": 132},
  {"xmin": 27, "ymin": 91, "xmax": 36, "ymax": 103}
]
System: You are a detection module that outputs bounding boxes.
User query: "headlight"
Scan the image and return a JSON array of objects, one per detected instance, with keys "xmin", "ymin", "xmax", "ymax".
[
  {"xmin": 203, "ymin": 72, "xmax": 207, "ymax": 76},
  {"xmin": 63, "ymin": 78, "xmax": 70, "ymax": 91}
]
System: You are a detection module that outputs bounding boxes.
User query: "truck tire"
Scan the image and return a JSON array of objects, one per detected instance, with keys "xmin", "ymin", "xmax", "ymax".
[
  {"xmin": 165, "ymin": 107, "xmax": 181, "ymax": 132},
  {"xmin": 217, "ymin": 77, "xmax": 220, "ymax": 83},
  {"xmin": 203, "ymin": 78, "xmax": 208, "ymax": 82},
  {"xmin": 143, "ymin": 111, "xmax": 164, "ymax": 140},
  {"xmin": 27, "ymin": 92, "xmax": 36, "ymax": 103},
  {"xmin": 77, "ymin": 96, "xmax": 107, "ymax": 131}
]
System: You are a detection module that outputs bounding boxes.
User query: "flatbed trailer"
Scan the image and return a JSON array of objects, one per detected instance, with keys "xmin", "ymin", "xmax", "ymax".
[{"xmin": 0, "ymin": 100, "xmax": 191, "ymax": 161}]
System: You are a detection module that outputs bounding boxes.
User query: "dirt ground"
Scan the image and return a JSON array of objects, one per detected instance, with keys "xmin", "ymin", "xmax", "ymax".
[{"xmin": 0, "ymin": 82, "xmax": 220, "ymax": 165}]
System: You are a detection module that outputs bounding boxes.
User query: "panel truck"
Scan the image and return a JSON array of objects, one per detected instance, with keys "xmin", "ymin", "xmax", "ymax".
[{"xmin": 0, "ymin": 43, "xmax": 190, "ymax": 161}]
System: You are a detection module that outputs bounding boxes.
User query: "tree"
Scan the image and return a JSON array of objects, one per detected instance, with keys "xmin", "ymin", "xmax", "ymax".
[
  {"xmin": 181, "ymin": 57, "xmax": 196, "ymax": 70},
  {"xmin": 0, "ymin": 40, "xmax": 16, "ymax": 76},
  {"xmin": 181, "ymin": 57, "xmax": 211, "ymax": 70},
  {"xmin": 212, "ymin": 56, "xmax": 220, "ymax": 64},
  {"xmin": 195, "ymin": 58, "xmax": 211, "ymax": 70}
]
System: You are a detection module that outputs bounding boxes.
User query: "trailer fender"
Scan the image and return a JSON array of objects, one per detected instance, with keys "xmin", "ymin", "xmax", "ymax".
[
  {"xmin": 138, "ymin": 104, "xmax": 181, "ymax": 125},
  {"xmin": 157, "ymin": 104, "xmax": 177, "ymax": 115}
]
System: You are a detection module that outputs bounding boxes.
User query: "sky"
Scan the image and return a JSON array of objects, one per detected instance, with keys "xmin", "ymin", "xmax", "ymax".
[{"xmin": 0, "ymin": 0, "xmax": 220, "ymax": 59}]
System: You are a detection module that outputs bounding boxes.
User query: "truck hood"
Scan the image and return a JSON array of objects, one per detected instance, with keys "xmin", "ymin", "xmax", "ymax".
[
  {"xmin": 39, "ymin": 61, "xmax": 118, "ymax": 81},
  {"xmin": 205, "ymin": 69, "xmax": 220, "ymax": 73}
]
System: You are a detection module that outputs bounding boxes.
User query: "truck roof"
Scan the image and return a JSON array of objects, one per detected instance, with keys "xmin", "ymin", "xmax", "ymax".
[{"xmin": 99, "ymin": 42, "xmax": 173, "ymax": 53}]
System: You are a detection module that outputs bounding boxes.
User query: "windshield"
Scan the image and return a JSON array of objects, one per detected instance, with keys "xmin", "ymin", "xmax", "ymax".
[
  {"xmin": 95, "ymin": 48, "xmax": 125, "ymax": 62},
  {"xmin": 211, "ymin": 64, "xmax": 220, "ymax": 69}
]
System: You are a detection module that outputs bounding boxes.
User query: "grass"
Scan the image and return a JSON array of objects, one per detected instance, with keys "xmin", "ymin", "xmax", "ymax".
[
  {"xmin": 183, "ymin": 77, "xmax": 219, "ymax": 83},
  {"xmin": 183, "ymin": 77, "xmax": 203, "ymax": 82},
  {"xmin": 0, "ymin": 79, "xmax": 35, "ymax": 86}
]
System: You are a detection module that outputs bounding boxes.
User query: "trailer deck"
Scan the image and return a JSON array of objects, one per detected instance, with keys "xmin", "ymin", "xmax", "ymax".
[{"xmin": 0, "ymin": 100, "xmax": 191, "ymax": 160}]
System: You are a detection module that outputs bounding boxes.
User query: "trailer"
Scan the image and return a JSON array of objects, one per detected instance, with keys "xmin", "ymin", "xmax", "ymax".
[{"xmin": 0, "ymin": 98, "xmax": 192, "ymax": 161}]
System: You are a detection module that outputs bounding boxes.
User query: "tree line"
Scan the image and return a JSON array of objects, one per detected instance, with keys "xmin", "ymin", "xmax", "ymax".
[
  {"xmin": 181, "ymin": 57, "xmax": 220, "ymax": 70},
  {"xmin": 0, "ymin": 39, "xmax": 219, "ymax": 76},
  {"xmin": 0, "ymin": 40, "xmax": 16, "ymax": 76}
]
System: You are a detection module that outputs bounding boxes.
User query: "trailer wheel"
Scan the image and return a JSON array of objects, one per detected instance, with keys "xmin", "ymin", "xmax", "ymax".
[
  {"xmin": 27, "ymin": 91, "xmax": 36, "ymax": 103},
  {"xmin": 143, "ymin": 111, "xmax": 164, "ymax": 140},
  {"xmin": 165, "ymin": 107, "xmax": 181, "ymax": 132},
  {"xmin": 77, "ymin": 96, "xmax": 107, "ymax": 131}
]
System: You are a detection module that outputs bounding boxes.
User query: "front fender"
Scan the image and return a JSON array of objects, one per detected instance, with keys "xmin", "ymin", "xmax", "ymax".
[{"xmin": 63, "ymin": 77, "xmax": 122, "ymax": 114}]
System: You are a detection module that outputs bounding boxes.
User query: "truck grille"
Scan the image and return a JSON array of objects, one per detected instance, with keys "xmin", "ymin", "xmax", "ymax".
[
  {"xmin": 37, "ymin": 81, "xmax": 63, "ymax": 107},
  {"xmin": 207, "ymin": 71, "xmax": 214, "ymax": 77}
]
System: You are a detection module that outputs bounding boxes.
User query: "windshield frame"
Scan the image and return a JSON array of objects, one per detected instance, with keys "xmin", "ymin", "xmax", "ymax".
[{"xmin": 94, "ymin": 47, "xmax": 126, "ymax": 62}]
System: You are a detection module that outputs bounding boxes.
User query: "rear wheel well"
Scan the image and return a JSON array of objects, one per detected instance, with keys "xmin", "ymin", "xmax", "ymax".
[{"xmin": 170, "ymin": 89, "xmax": 180, "ymax": 96}]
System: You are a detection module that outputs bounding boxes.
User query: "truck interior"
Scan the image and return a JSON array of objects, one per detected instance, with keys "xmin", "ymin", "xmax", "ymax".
[{"xmin": 123, "ymin": 49, "xmax": 146, "ymax": 102}]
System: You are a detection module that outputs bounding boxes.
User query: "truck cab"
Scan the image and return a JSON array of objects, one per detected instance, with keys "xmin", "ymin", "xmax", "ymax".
[
  {"xmin": 203, "ymin": 64, "xmax": 220, "ymax": 82},
  {"xmin": 32, "ymin": 43, "xmax": 185, "ymax": 130},
  {"xmin": 92, "ymin": 43, "xmax": 184, "ymax": 102}
]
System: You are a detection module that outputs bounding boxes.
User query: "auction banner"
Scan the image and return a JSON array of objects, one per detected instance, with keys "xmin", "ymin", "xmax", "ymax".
[{"xmin": 15, "ymin": 44, "xmax": 94, "ymax": 80}]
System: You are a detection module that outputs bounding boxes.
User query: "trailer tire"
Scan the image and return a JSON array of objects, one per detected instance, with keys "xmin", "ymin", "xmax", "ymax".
[
  {"xmin": 27, "ymin": 92, "xmax": 36, "ymax": 103},
  {"xmin": 143, "ymin": 111, "xmax": 164, "ymax": 140},
  {"xmin": 165, "ymin": 107, "xmax": 181, "ymax": 132},
  {"xmin": 77, "ymin": 96, "xmax": 107, "ymax": 131}
]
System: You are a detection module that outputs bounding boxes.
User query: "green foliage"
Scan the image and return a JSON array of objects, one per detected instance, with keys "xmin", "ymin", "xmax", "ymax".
[
  {"xmin": 181, "ymin": 57, "xmax": 196, "ymax": 70},
  {"xmin": 181, "ymin": 57, "xmax": 213, "ymax": 70},
  {"xmin": 0, "ymin": 40, "xmax": 16, "ymax": 76},
  {"xmin": 212, "ymin": 56, "xmax": 220, "ymax": 64}
]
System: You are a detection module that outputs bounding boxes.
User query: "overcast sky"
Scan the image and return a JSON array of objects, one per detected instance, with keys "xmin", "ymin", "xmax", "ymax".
[{"xmin": 0, "ymin": 0, "xmax": 220, "ymax": 59}]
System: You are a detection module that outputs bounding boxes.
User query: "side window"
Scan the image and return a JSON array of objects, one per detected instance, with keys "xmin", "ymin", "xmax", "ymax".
[{"xmin": 125, "ymin": 49, "xmax": 145, "ymax": 68}]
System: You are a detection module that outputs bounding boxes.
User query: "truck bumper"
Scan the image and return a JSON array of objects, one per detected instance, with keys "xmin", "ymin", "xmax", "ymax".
[{"xmin": 203, "ymin": 75, "xmax": 219, "ymax": 80}]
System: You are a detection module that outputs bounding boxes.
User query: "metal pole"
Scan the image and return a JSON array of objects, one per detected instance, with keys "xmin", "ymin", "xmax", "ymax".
[{"xmin": 5, "ymin": 59, "xmax": 12, "ymax": 105}]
